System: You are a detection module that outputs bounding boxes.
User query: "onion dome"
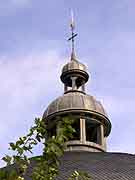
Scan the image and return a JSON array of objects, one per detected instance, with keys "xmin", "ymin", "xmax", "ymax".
[{"xmin": 60, "ymin": 52, "xmax": 89, "ymax": 88}]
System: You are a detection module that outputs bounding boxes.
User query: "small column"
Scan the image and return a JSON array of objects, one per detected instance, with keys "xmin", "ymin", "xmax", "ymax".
[
  {"xmin": 82, "ymin": 84, "xmax": 85, "ymax": 92},
  {"xmin": 97, "ymin": 124, "xmax": 104, "ymax": 146},
  {"xmin": 64, "ymin": 84, "xmax": 68, "ymax": 92},
  {"xmin": 71, "ymin": 77, "xmax": 77, "ymax": 90},
  {"xmin": 103, "ymin": 137, "xmax": 107, "ymax": 151},
  {"xmin": 82, "ymin": 80, "xmax": 86, "ymax": 92},
  {"xmin": 80, "ymin": 119, "xmax": 86, "ymax": 142}
]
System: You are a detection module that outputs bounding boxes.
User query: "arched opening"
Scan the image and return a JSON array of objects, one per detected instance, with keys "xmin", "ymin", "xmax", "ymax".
[
  {"xmin": 48, "ymin": 124, "xmax": 56, "ymax": 138},
  {"xmin": 86, "ymin": 119, "xmax": 101, "ymax": 145},
  {"xmin": 70, "ymin": 118, "xmax": 80, "ymax": 140}
]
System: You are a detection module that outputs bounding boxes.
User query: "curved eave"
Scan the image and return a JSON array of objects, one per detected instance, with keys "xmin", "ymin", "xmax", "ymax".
[
  {"xmin": 43, "ymin": 108, "xmax": 111, "ymax": 137},
  {"xmin": 60, "ymin": 69, "xmax": 89, "ymax": 85},
  {"xmin": 66, "ymin": 140, "xmax": 105, "ymax": 152}
]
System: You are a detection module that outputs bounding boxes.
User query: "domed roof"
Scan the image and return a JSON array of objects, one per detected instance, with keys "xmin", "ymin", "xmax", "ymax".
[
  {"xmin": 62, "ymin": 59, "xmax": 87, "ymax": 73},
  {"xmin": 60, "ymin": 53, "xmax": 89, "ymax": 87},
  {"xmin": 43, "ymin": 92, "xmax": 107, "ymax": 119}
]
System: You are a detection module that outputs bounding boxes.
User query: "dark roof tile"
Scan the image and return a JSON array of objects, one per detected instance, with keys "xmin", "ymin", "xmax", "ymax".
[
  {"xmin": 56, "ymin": 152, "xmax": 135, "ymax": 180},
  {"xmin": 2, "ymin": 152, "xmax": 135, "ymax": 180}
]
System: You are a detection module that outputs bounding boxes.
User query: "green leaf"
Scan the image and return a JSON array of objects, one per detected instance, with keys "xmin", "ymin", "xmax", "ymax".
[
  {"xmin": 9, "ymin": 142, "xmax": 16, "ymax": 150},
  {"xmin": 17, "ymin": 147, "xmax": 24, "ymax": 155},
  {"xmin": 2, "ymin": 155, "xmax": 12, "ymax": 165}
]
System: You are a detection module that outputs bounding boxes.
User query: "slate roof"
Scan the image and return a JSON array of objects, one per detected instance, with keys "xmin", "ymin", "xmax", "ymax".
[
  {"xmin": 56, "ymin": 151, "xmax": 135, "ymax": 180},
  {"xmin": 2, "ymin": 151, "xmax": 135, "ymax": 180}
]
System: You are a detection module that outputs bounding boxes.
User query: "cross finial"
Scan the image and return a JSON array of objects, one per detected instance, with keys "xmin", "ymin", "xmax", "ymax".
[{"xmin": 68, "ymin": 10, "xmax": 78, "ymax": 60}]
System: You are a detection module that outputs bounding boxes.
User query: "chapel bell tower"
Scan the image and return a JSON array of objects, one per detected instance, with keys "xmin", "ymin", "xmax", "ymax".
[{"xmin": 42, "ymin": 14, "xmax": 111, "ymax": 152}]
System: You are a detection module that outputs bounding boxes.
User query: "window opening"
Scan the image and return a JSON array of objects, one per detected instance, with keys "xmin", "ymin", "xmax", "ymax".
[
  {"xmin": 70, "ymin": 118, "xmax": 80, "ymax": 140},
  {"xmin": 86, "ymin": 120, "xmax": 98, "ymax": 144}
]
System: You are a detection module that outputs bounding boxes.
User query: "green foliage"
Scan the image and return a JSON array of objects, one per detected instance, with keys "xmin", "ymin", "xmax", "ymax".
[
  {"xmin": 0, "ymin": 168, "xmax": 23, "ymax": 180},
  {"xmin": 1, "ymin": 117, "xmax": 91, "ymax": 180},
  {"xmin": 68, "ymin": 170, "xmax": 92, "ymax": 180},
  {"xmin": 32, "ymin": 117, "xmax": 75, "ymax": 180}
]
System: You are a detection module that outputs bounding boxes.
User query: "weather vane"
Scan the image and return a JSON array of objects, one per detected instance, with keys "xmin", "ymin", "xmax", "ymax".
[{"xmin": 68, "ymin": 10, "xmax": 78, "ymax": 55}]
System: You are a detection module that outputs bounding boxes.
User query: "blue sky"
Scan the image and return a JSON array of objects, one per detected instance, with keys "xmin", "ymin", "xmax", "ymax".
[{"xmin": 0, "ymin": 0, "xmax": 135, "ymax": 167}]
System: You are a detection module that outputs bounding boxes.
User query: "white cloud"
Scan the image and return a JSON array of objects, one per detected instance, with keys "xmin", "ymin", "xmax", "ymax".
[
  {"xmin": 0, "ymin": 49, "xmax": 66, "ymax": 167},
  {"xmin": 99, "ymin": 95, "xmax": 135, "ymax": 154},
  {"xmin": 0, "ymin": 50, "xmax": 63, "ymax": 102}
]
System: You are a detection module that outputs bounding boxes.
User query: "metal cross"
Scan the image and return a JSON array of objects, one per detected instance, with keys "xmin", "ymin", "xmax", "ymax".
[
  {"xmin": 68, "ymin": 29, "xmax": 78, "ymax": 53},
  {"xmin": 68, "ymin": 10, "xmax": 78, "ymax": 53}
]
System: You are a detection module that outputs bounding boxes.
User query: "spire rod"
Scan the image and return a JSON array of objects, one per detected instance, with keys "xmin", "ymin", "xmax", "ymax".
[{"xmin": 68, "ymin": 10, "xmax": 78, "ymax": 60}]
